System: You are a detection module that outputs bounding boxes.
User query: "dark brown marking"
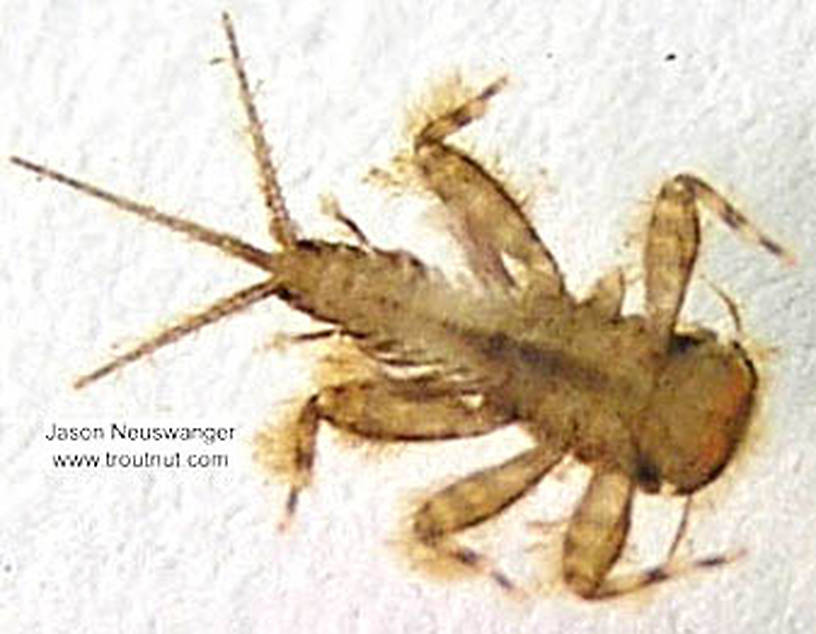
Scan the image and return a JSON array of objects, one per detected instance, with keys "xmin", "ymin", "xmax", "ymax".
[
  {"xmin": 759, "ymin": 236, "xmax": 785, "ymax": 257},
  {"xmin": 645, "ymin": 567, "xmax": 670, "ymax": 584}
]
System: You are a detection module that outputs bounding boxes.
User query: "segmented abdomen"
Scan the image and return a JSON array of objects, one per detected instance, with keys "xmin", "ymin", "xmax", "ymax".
[
  {"xmin": 271, "ymin": 240, "xmax": 530, "ymax": 390},
  {"xmin": 272, "ymin": 239, "xmax": 437, "ymax": 341}
]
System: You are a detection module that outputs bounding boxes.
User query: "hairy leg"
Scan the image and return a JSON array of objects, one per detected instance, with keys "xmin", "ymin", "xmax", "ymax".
[
  {"xmin": 410, "ymin": 79, "xmax": 565, "ymax": 296},
  {"xmin": 254, "ymin": 378, "xmax": 513, "ymax": 529},
  {"xmin": 563, "ymin": 472, "xmax": 741, "ymax": 599},
  {"xmin": 412, "ymin": 443, "xmax": 563, "ymax": 593},
  {"xmin": 645, "ymin": 174, "xmax": 792, "ymax": 346},
  {"xmin": 562, "ymin": 469, "xmax": 633, "ymax": 597}
]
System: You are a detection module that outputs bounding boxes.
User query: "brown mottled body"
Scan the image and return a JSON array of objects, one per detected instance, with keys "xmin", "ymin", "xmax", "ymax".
[{"xmin": 11, "ymin": 13, "xmax": 792, "ymax": 599}]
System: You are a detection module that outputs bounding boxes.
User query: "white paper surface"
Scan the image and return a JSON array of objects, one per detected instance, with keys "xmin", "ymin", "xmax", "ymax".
[{"xmin": 3, "ymin": 1, "xmax": 816, "ymax": 632}]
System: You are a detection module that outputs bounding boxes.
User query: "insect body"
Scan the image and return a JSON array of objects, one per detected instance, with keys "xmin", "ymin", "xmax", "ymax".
[{"xmin": 11, "ymin": 13, "xmax": 793, "ymax": 599}]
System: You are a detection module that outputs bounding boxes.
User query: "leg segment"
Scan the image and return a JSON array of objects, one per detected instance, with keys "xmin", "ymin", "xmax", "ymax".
[
  {"xmin": 562, "ymin": 469, "xmax": 634, "ymax": 598},
  {"xmin": 563, "ymin": 473, "xmax": 742, "ymax": 599},
  {"xmin": 412, "ymin": 444, "xmax": 564, "ymax": 593},
  {"xmin": 678, "ymin": 173, "xmax": 795, "ymax": 265},
  {"xmin": 586, "ymin": 548, "xmax": 745, "ymax": 600},
  {"xmin": 645, "ymin": 174, "xmax": 792, "ymax": 346},
  {"xmin": 411, "ymin": 79, "xmax": 564, "ymax": 296},
  {"xmin": 254, "ymin": 379, "xmax": 513, "ymax": 529},
  {"xmin": 644, "ymin": 178, "xmax": 701, "ymax": 344}
]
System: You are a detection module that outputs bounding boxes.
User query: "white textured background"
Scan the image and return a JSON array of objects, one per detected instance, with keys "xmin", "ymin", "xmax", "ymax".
[{"xmin": 3, "ymin": 1, "xmax": 816, "ymax": 632}]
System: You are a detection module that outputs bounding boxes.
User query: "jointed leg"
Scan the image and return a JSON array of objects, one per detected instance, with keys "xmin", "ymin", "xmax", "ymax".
[
  {"xmin": 415, "ymin": 77, "xmax": 508, "ymax": 144},
  {"xmin": 412, "ymin": 444, "xmax": 563, "ymax": 594},
  {"xmin": 645, "ymin": 174, "xmax": 792, "ymax": 346},
  {"xmin": 563, "ymin": 472, "xmax": 741, "ymax": 599},
  {"xmin": 562, "ymin": 469, "xmax": 634, "ymax": 598},
  {"xmin": 677, "ymin": 174, "xmax": 794, "ymax": 265},
  {"xmin": 588, "ymin": 548, "xmax": 744, "ymax": 600},
  {"xmin": 410, "ymin": 79, "xmax": 565, "ymax": 296},
  {"xmin": 253, "ymin": 379, "xmax": 513, "ymax": 530}
]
